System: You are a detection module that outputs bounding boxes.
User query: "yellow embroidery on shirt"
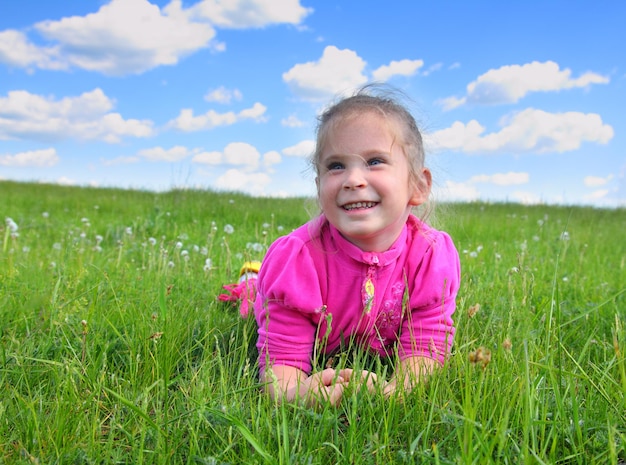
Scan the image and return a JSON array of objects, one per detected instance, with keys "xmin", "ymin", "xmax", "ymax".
[{"xmin": 363, "ymin": 277, "xmax": 375, "ymax": 314}]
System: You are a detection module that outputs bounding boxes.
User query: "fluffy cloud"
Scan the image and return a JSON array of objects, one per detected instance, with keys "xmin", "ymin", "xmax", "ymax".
[
  {"xmin": 372, "ymin": 59, "xmax": 424, "ymax": 82},
  {"xmin": 204, "ymin": 86, "xmax": 242, "ymax": 104},
  {"xmin": 282, "ymin": 140, "xmax": 315, "ymax": 157},
  {"xmin": 138, "ymin": 145, "xmax": 190, "ymax": 162},
  {"xmin": 0, "ymin": 30, "xmax": 64, "ymax": 70},
  {"xmin": 428, "ymin": 109, "xmax": 613, "ymax": 154},
  {"xmin": 440, "ymin": 61, "xmax": 610, "ymax": 109},
  {"xmin": 187, "ymin": 0, "xmax": 312, "ymax": 28},
  {"xmin": 33, "ymin": 0, "xmax": 217, "ymax": 75},
  {"xmin": 192, "ymin": 142, "xmax": 261, "ymax": 171},
  {"xmin": 469, "ymin": 172, "xmax": 529, "ymax": 186},
  {"xmin": 435, "ymin": 180, "xmax": 480, "ymax": 202},
  {"xmin": 0, "ymin": 89, "xmax": 153, "ymax": 142},
  {"xmin": 0, "ymin": 0, "xmax": 313, "ymax": 75},
  {"xmin": 583, "ymin": 174, "xmax": 613, "ymax": 187},
  {"xmin": 168, "ymin": 103, "xmax": 267, "ymax": 132},
  {"xmin": 283, "ymin": 46, "xmax": 368, "ymax": 101},
  {"xmin": 215, "ymin": 168, "xmax": 272, "ymax": 196},
  {"xmin": 0, "ymin": 148, "xmax": 59, "ymax": 167}
]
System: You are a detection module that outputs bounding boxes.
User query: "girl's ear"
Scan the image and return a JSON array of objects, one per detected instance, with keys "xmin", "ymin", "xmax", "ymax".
[{"xmin": 409, "ymin": 168, "xmax": 432, "ymax": 206}]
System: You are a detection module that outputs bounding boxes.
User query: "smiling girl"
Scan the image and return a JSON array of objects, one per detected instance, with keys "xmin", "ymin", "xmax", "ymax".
[{"xmin": 254, "ymin": 84, "xmax": 461, "ymax": 406}]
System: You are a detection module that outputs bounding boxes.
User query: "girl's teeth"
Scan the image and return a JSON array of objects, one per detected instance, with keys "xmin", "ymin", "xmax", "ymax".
[{"xmin": 345, "ymin": 202, "xmax": 375, "ymax": 210}]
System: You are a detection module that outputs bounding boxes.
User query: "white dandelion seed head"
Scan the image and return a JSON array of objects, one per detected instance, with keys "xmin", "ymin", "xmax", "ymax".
[
  {"xmin": 148, "ymin": 237, "xmax": 157, "ymax": 246},
  {"xmin": 168, "ymin": 261, "xmax": 175, "ymax": 268},
  {"xmin": 5, "ymin": 217, "xmax": 18, "ymax": 232},
  {"xmin": 125, "ymin": 227, "xmax": 133, "ymax": 236},
  {"xmin": 224, "ymin": 224, "xmax": 234, "ymax": 234},
  {"xmin": 175, "ymin": 241, "xmax": 183, "ymax": 249},
  {"xmin": 560, "ymin": 231, "xmax": 570, "ymax": 241},
  {"xmin": 42, "ymin": 212, "xmax": 49, "ymax": 219}
]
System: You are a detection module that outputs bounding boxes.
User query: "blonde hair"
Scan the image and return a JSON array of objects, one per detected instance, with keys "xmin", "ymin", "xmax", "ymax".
[{"xmin": 311, "ymin": 84, "xmax": 430, "ymax": 199}]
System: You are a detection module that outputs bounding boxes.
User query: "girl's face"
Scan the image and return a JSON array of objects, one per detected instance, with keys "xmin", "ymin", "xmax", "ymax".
[{"xmin": 316, "ymin": 111, "xmax": 430, "ymax": 252}]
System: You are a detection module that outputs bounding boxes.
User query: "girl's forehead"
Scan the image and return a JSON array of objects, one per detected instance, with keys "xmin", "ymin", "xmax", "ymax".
[{"xmin": 323, "ymin": 112, "xmax": 401, "ymax": 150}]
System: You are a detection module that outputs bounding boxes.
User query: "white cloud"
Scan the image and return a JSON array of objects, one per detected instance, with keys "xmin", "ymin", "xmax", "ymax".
[
  {"xmin": 263, "ymin": 150, "xmax": 282, "ymax": 168},
  {"xmin": 435, "ymin": 180, "xmax": 480, "ymax": 202},
  {"xmin": 511, "ymin": 191, "xmax": 542, "ymax": 205},
  {"xmin": 168, "ymin": 102, "xmax": 267, "ymax": 131},
  {"xmin": 583, "ymin": 174, "xmax": 613, "ymax": 187},
  {"xmin": 56, "ymin": 176, "xmax": 76, "ymax": 186},
  {"xmin": 138, "ymin": 145, "xmax": 190, "ymax": 162},
  {"xmin": 192, "ymin": 151, "xmax": 222, "ymax": 165},
  {"xmin": 372, "ymin": 59, "xmax": 424, "ymax": 82},
  {"xmin": 192, "ymin": 142, "xmax": 261, "ymax": 171},
  {"xmin": 283, "ymin": 46, "xmax": 368, "ymax": 101},
  {"xmin": 215, "ymin": 168, "xmax": 272, "ymax": 196},
  {"xmin": 7, "ymin": 0, "xmax": 217, "ymax": 76},
  {"xmin": 584, "ymin": 189, "xmax": 610, "ymax": 201},
  {"xmin": 204, "ymin": 86, "xmax": 242, "ymax": 104},
  {"xmin": 441, "ymin": 61, "xmax": 610, "ymax": 109},
  {"xmin": 469, "ymin": 172, "xmax": 529, "ymax": 186},
  {"xmin": 0, "ymin": 30, "xmax": 64, "ymax": 70},
  {"xmin": 282, "ymin": 139, "xmax": 315, "ymax": 157},
  {"xmin": 187, "ymin": 0, "xmax": 312, "ymax": 28},
  {"xmin": 0, "ymin": 89, "xmax": 153, "ymax": 142},
  {"xmin": 281, "ymin": 114, "xmax": 306, "ymax": 127},
  {"xmin": 0, "ymin": 148, "xmax": 59, "ymax": 167},
  {"xmin": 428, "ymin": 109, "xmax": 613, "ymax": 154}
]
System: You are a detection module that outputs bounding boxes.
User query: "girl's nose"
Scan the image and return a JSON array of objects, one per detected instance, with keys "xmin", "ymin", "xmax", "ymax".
[{"xmin": 342, "ymin": 165, "xmax": 367, "ymax": 190}]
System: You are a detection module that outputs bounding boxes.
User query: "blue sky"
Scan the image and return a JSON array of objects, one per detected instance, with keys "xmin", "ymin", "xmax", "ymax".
[{"xmin": 1, "ymin": 0, "xmax": 624, "ymax": 207}]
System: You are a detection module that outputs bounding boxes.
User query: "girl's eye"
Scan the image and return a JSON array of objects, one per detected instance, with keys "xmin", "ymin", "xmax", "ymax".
[
  {"xmin": 327, "ymin": 162, "xmax": 344, "ymax": 171},
  {"xmin": 367, "ymin": 157, "xmax": 384, "ymax": 166}
]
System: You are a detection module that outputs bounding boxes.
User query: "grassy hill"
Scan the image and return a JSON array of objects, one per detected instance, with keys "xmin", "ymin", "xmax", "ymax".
[{"xmin": 1, "ymin": 180, "xmax": 625, "ymax": 464}]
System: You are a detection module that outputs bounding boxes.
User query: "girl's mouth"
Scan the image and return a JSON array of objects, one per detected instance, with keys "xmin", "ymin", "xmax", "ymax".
[{"xmin": 342, "ymin": 201, "xmax": 378, "ymax": 211}]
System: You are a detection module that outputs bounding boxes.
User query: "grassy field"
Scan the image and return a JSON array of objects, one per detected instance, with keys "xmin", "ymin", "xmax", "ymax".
[{"xmin": 1, "ymin": 180, "xmax": 625, "ymax": 464}]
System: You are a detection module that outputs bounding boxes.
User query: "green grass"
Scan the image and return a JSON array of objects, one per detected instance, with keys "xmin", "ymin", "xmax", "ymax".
[{"xmin": 1, "ymin": 180, "xmax": 625, "ymax": 464}]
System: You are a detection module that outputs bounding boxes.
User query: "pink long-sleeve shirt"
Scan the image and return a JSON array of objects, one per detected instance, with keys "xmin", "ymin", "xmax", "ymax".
[{"xmin": 254, "ymin": 214, "xmax": 460, "ymax": 374}]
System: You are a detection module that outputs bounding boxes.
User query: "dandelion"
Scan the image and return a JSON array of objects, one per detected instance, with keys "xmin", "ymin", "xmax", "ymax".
[
  {"xmin": 247, "ymin": 242, "xmax": 264, "ymax": 253},
  {"xmin": 53, "ymin": 242, "xmax": 62, "ymax": 250},
  {"xmin": 467, "ymin": 303, "xmax": 480, "ymax": 318},
  {"xmin": 175, "ymin": 241, "xmax": 183, "ymax": 249},
  {"xmin": 181, "ymin": 250, "xmax": 189, "ymax": 261},
  {"xmin": 476, "ymin": 245, "xmax": 483, "ymax": 253},
  {"xmin": 148, "ymin": 237, "xmax": 157, "ymax": 246},
  {"xmin": 469, "ymin": 251, "xmax": 478, "ymax": 258},
  {"xmin": 224, "ymin": 224, "xmax": 234, "ymax": 234},
  {"xmin": 262, "ymin": 222, "xmax": 270, "ymax": 229},
  {"xmin": 229, "ymin": 199, "xmax": 235, "ymax": 204},
  {"xmin": 532, "ymin": 235, "xmax": 540, "ymax": 242},
  {"xmin": 495, "ymin": 253, "xmax": 502, "ymax": 261},
  {"xmin": 204, "ymin": 258, "xmax": 213, "ymax": 272},
  {"xmin": 510, "ymin": 266, "xmax": 519, "ymax": 273},
  {"xmin": 277, "ymin": 225, "xmax": 284, "ymax": 232},
  {"xmin": 193, "ymin": 244, "xmax": 200, "ymax": 253},
  {"xmin": 560, "ymin": 231, "xmax": 570, "ymax": 241},
  {"xmin": 537, "ymin": 219, "xmax": 544, "ymax": 227},
  {"xmin": 200, "ymin": 246, "xmax": 208, "ymax": 256},
  {"xmin": 125, "ymin": 227, "xmax": 133, "ymax": 236},
  {"xmin": 168, "ymin": 261, "xmax": 175, "ymax": 268},
  {"xmin": 5, "ymin": 217, "xmax": 18, "ymax": 233},
  {"xmin": 22, "ymin": 246, "xmax": 30, "ymax": 253},
  {"xmin": 42, "ymin": 211, "xmax": 49, "ymax": 218},
  {"xmin": 95, "ymin": 234, "xmax": 103, "ymax": 244}
]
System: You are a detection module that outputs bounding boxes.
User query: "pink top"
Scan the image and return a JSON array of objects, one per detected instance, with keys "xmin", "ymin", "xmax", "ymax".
[{"xmin": 254, "ymin": 214, "xmax": 461, "ymax": 374}]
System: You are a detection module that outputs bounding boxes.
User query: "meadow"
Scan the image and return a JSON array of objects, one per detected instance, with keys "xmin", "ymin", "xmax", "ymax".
[{"xmin": 1, "ymin": 180, "xmax": 625, "ymax": 464}]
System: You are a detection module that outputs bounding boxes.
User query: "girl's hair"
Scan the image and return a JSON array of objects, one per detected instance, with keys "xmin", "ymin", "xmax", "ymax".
[{"xmin": 311, "ymin": 83, "xmax": 430, "ymax": 197}]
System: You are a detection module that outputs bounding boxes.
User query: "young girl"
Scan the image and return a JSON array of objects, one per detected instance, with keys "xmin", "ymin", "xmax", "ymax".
[{"xmin": 254, "ymin": 85, "xmax": 461, "ymax": 406}]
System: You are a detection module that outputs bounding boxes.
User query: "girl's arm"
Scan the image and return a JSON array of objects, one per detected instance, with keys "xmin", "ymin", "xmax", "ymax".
[{"xmin": 383, "ymin": 355, "xmax": 437, "ymax": 397}]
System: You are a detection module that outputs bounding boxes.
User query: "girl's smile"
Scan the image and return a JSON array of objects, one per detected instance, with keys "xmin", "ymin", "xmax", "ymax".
[{"xmin": 316, "ymin": 111, "xmax": 429, "ymax": 252}]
